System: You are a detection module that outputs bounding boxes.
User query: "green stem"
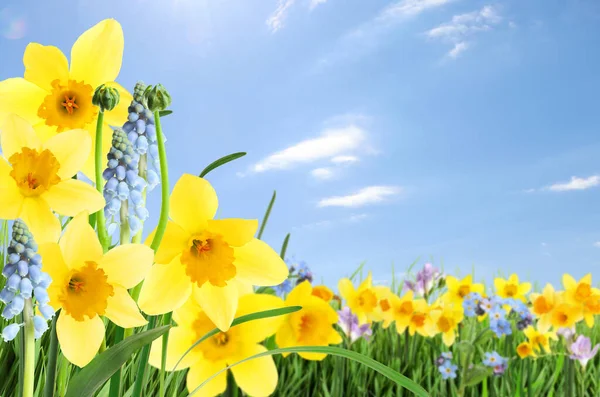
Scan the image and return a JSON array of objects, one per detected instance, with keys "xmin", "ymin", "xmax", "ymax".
[
  {"xmin": 43, "ymin": 312, "xmax": 60, "ymax": 397},
  {"xmin": 108, "ymin": 327, "xmax": 125, "ymax": 397},
  {"xmin": 120, "ymin": 201, "xmax": 131, "ymax": 244},
  {"xmin": 160, "ymin": 312, "xmax": 173, "ymax": 396},
  {"xmin": 94, "ymin": 111, "xmax": 109, "ymax": 252},
  {"xmin": 132, "ymin": 110, "xmax": 170, "ymax": 397},
  {"xmin": 257, "ymin": 191, "xmax": 276, "ymax": 240},
  {"xmin": 57, "ymin": 355, "xmax": 70, "ymax": 397},
  {"xmin": 22, "ymin": 299, "xmax": 35, "ymax": 397}
]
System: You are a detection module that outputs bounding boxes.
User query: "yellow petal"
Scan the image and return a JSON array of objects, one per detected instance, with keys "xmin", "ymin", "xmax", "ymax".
[
  {"xmin": 0, "ymin": 78, "xmax": 46, "ymax": 125},
  {"xmin": 69, "ymin": 19, "xmax": 124, "ymax": 88},
  {"xmin": 230, "ymin": 344, "xmax": 278, "ymax": 396},
  {"xmin": 299, "ymin": 351, "xmax": 327, "ymax": 361},
  {"xmin": 193, "ymin": 282, "xmax": 238, "ymax": 332},
  {"xmin": 1, "ymin": 114, "xmax": 41, "ymax": 158},
  {"xmin": 149, "ymin": 326, "xmax": 202, "ymax": 371},
  {"xmin": 42, "ymin": 129, "xmax": 92, "ymax": 180},
  {"xmin": 99, "ymin": 244, "xmax": 153, "ymax": 288},
  {"xmin": 581, "ymin": 274, "xmax": 592, "ymax": 286},
  {"xmin": 173, "ymin": 296, "xmax": 203, "ymax": 327},
  {"xmin": 79, "ymin": 122, "xmax": 111, "ymax": 180},
  {"xmin": 519, "ymin": 282, "xmax": 532, "ymax": 296},
  {"xmin": 33, "ymin": 123, "xmax": 58, "ymax": 143},
  {"xmin": 358, "ymin": 272, "xmax": 373, "ymax": 290},
  {"xmin": 42, "ymin": 180, "xmax": 104, "ymax": 217},
  {"xmin": 138, "ymin": 256, "xmax": 192, "ymax": 315},
  {"xmin": 170, "ymin": 174, "xmax": 217, "ymax": 234},
  {"xmin": 445, "ymin": 276, "xmax": 458, "ymax": 291},
  {"xmin": 38, "ymin": 242, "xmax": 69, "ymax": 309},
  {"xmin": 23, "ymin": 43, "xmax": 69, "ymax": 90},
  {"xmin": 232, "ymin": 238, "xmax": 288, "ymax": 286},
  {"xmin": 494, "ymin": 278, "xmax": 505, "ymax": 293},
  {"xmin": 20, "ymin": 197, "xmax": 61, "ymax": 244},
  {"xmin": 0, "ymin": 158, "xmax": 24, "ymax": 219},
  {"xmin": 338, "ymin": 278, "xmax": 355, "ymax": 300},
  {"xmin": 147, "ymin": 221, "xmax": 190, "ymax": 264},
  {"xmin": 105, "ymin": 286, "xmax": 147, "ymax": 328},
  {"xmin": 563, "ymin": 274, "xmax": 577, "ymax": 290},
  {"xmin": 186, "ymin": 359, "xmax": 227, "ymax": 396},
  {"xmin": 59, "ymin": 212, "xmax": 103, "ymax": 268},
  {"xmin": 286, "ymin": 281, "xmax": 312, "ymax": 305},
  {"xmin": 236, "ymin": 294, "xmax": 285, "ymax": 344},
  {"xmin": 103, "ymin": 82, "xmax": 132, "ymax": 126},
  {"xmin": 207, "ymin": 219, "xmax": 258, "ymax": 247},
  {"xmin": 275, "ymin": 321, "xmax": 296, "ymax": 355},
  {"xmin": 56, "ymin": 313, "xmax": 104, "ymax": 367}
]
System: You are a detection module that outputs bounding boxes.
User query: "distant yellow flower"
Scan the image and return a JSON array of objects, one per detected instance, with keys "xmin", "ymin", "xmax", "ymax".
[
  {"xmin": 138, "ymin": 174, "xmax": 288, "ymax": 331},
  {"xmin": 149, "ymin": 292, "xmax": 284, "ymax": 397},
  {"xmin": 0, "ymin": 115, "xmax": 104, "ymax": 242},
  {"xmin": 38, "ymin": 213, "xmax": 153, "ymax": 367},
  {"xmin": 312, "ymin": 285, "xmax": 334, "ymax": 302},
  {"xmin": 550, "ymin": 303, "xmax": 583, "ymax": 329},
  {"xmin": 0, "ymin": 19, "xmax": 131, "ymax": 179},
  {"xmin": 523, "ymin": 326, "xmax": 557, "ymax": 353},
  {"xmin": 386, "ymin": 290, "xmax": 415, "ymax": 334},
  {"xmin": 494, "ymin": 274, "xmax": 531, "ymax": 302},
  {"xmin": 276, "ymin": 281, "xmax": 342, "ymax": 361},
  {"xmin": 530, "ymin": 284, "xmax": 559, "ymax": 333},
  {"xmin": 429, "ymin": 303, "xmax": 464, "ymax": 346},
  {"xmin": 338, "ymin": 272, "xmax": 379, "ymax": 324},
  {"xmin": 445, "ymin": 275, "xmax": 484, "ymax": 305},
  {"xmin": 517, "ymin": 342, "xmax": 536, "ymax": 359},
  {"xmin": 583, "ymin": 293, "xmax": 600, "ymax": 327},
  {"xmin": 563, "ymin": 274, "xmax": 600, "ymax": 306},
  {"xmin": 371, "ymin": 286, "xmax": 395, "ymax": 328},
  {"xmin": 394, "ymin": 297, "xmax": 436, "ymax": 337}
]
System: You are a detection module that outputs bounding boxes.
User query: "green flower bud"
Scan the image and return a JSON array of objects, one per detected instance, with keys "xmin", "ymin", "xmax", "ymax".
[
  {"xmin": 92, "ymin": 84, "xmax": 120, "ymax": 112},
  {"xmin": 143, "ymin": 84, "xmax": 172, "ymax": 112}
]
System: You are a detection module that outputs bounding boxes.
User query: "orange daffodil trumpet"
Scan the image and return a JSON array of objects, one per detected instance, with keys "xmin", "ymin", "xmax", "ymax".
[
  {"xmin": 0, "ymin": 19, "xmax": 131, "ymax": 179},
  {"xmin": 138, "ymin": 174, "xmax": 288, "ymax": 331},
  {"xmin": 150, "ymin": 292, "xmax": 284, "ymax": 397},
  {"xmin": 0, "ymin": 115, "xmax": 104, "ymax": 243},
  {"xmin": 338, "ymin": 272, "xmax": 381, "ymax": 324},
  {"xmin": 38, "ymin": 213, "xmax": 153, "ymax": 367},
  {"xmin": 562, "ymin": 273, "xmax": 600, "ymax": 327}
]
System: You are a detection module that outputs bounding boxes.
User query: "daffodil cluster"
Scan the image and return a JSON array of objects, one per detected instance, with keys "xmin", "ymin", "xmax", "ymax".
[{"xmin": 1, "ymin": 220, "xmax": 53, "ymax": 342}]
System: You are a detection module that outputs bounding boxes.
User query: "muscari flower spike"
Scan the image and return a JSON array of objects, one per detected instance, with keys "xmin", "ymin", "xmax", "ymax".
[
  {"xmin": 0, "ymin": 220, "xmax": 54, "ymax": 341},
  {"xmin": 102, "ymin": 127, "xmax": 149, "ymax": 235}
]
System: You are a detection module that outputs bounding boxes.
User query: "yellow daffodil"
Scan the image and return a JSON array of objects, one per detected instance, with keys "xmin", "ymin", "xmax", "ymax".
[
  {"xmin": 0, "ymin": 115, "xmax": 104, "ymax": 242},
  {"xmin": 550, "ymin": 302, "xmax": 583, "ymax": 329},
  {"xmin": 0, "ymin": 19, "xmax": 131, "ymax": 179},
  {"xmin": 563, "ymin": 274, "xmax": 600, "ymax": 306},
  {"xmin": 582, "ymin": 293, "xmax": 600, "ymax": 327},
  {"xmin": 137, "ymin": 174, "xmax": 288, "ymax": 331},
  {"xmin": 371, "ymin": 286, "xmax": 395, "ymax": 328},
  {"xmin": 338, "ymin": 272, "xmax": 380, "ymax": 324},
  {"xmin": 393, "ymin": 295, "xmax": 436, "ymax": 337},
  {"xmin": 276, "ymin": 281, "xmax": 342, "ymax": 361},
  {"xmin": 516, "ymin": 342, "xmax": 536, "ymax": 359},
  {"xmin": 445, "ymin": 275, "xmax": 484, "ymax": 305},
  {"xmin": 386, "ymin": 290, "xmax": 415, "ymax": 333},
  {"xmin": 530, "ymin": 284, "xmax": 559, "ymax": 332},
  {"xmin": 150, "ymin": 293, "xmax": 284, "ymax": 397},
  {"xmin": 523, "ymin": 326, "xmax": 557, "ymax": 353},
  {"xmin": 429, "ymin": 303, "xmax": 464, "ymax": 346},
  {"xmin": 312, "ymin": 285, "xmax": 334, "ymax": 302},
  {"xmin": 494, "ymin": 274, "xmax": 531, "ymax": 302},
  {"xmin": 38, "ymin": 212, "xmax": 153, "ymax": 367}
]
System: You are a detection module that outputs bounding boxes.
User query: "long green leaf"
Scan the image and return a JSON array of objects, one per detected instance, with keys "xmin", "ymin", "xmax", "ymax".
[
  {"xmin": 189, "ymin": 346, "xmax": 429, "ymax": 397},
  {"xmin": 199, "ymin": 152, "xmax": 246, "ymax": 178},
  {"xmin": 65, "ymin": 325, "xmax": 171, "ymax": 397},
  {"xmin": 257, "ymin": 191, "xmax": 276, "ymax": 240}
]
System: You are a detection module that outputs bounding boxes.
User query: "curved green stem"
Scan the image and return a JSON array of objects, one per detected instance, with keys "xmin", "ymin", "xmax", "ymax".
[
  {"xmin": 132, "ymin": 110, "xmax": 170, "ymax": 397},
  {"xmin": 94, "ymin": 112, "xmax": 109, "ymax": 252},
  {"xmin": 22, "ymin": 299, "xmax": 35, "ymax": 397},
  {"xmin": 43, "ymin": 312, "xmax": 60, "ymax": 397}
]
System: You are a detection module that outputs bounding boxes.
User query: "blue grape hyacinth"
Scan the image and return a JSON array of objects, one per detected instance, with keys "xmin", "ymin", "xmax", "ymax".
[{"xmin": 0, "ymin": 220, "xmax": 54, "ymax": 341}]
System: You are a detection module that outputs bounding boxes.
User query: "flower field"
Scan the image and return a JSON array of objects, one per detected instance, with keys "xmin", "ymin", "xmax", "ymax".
[{"xmin": 0, "ymin": 18, "xmax": 599, "ymax": 397}]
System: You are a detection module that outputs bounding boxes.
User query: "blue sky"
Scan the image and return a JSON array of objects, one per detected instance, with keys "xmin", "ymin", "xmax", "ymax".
[{"xmin": 1, "ymin": 0, "xmax": 600, "ymax": 290}]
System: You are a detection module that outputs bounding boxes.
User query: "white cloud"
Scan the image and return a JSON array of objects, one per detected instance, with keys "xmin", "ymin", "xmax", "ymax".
[
  {"xmin": 318, "ymin": 186, "xmax": 401, "ymax": 208},
  {"xmin": 380, "ymin": 0, "xmax": 454, "ymax": 20},
  {"xmin": 266, "ymin": 0, "xmax": 296, "ymax": 33},
  {"xmin": 594, "ymin": 242, "xmax": 600, "ymax": 248},
  {"xmin": 309, "ymin": 0, "xmax": 328, "ymax": 10},
  {"xmin": 251, "ymin": 125, "xmax": 366, "ymax": 173},
  {"xmin": 348, "ymin": 213, "xmax": 369, "ymax": 222},
  {"xmin": 546, "ymin": 175, "xmax": 600, "ymax": 192},
  {"xmin": 425, "ymin": 5, "xmax": 502, "ymax": 59},
  {"xmin": 311, "ymin": 167, "xmax": 335, "ymax": 180},
  {"xmin": 331, "ymin": 155, "xmax": 359, "ymax": 164}
]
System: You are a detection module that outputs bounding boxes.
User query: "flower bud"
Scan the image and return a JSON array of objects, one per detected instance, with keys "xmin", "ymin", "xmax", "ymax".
[
  {"xmin": 93, "ymin": 84, "xmax": 121, "ymax": 112},
  {"xmin": 2, "ymin": 323, "xmax": 21, "ymax": 342},
  {"xmin": 143, "ymin": 84, "xmax": 172, "ymax": 112}
]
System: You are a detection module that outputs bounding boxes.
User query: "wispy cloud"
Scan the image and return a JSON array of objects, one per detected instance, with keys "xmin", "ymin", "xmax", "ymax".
[
  {"xmin": 331, "ymin": 155, "xmax": 359, "ymax": 164},
  {"xmin": 424, "ymin": 5, "xmax": 502, "ymax": 58},
  {"xmin": 318, "ymin": 186, "xmax": 401, "ymax": 208},
  {"xmin": 309, "ymin": 0, "xmax": 328, "ymax": 10},
  {"xmin": 266, "ymin": 0, "xmax": 296, "ymax": 33},
  {"xmin": 250, "ymin": 125, "xmax": 367, "ymax": 173},
  {"xmin": 594, "ymin": 242, "xmax": 600, "ymax": 248},
  {"xmin": 348, "ymin": 213, "xmax": 369, "ymax": 222},
  {"xmin": 547, "ymin": 175, "xmax": 600, "ymax": 192},
  {"xmin": 311, "ymin": 167, "xmax": 335, "ymax": 180}
]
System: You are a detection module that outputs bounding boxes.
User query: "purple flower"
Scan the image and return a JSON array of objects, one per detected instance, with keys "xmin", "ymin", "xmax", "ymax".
[
  {"xmin": 493, "ymin": 362, "xmax": 508, "ymax": 376},
  {"xmin": 557, "ymin": 327, "xmax": 576, "ymax": 341},
  {"xmin": 403, "ymin": 263, "xmax": 442, "ymax": 296},
  {"xmin": 569, "ymin": 335, "xmax": 600, "ymax": 369},
  {"xmin": 337, "ymin": 307, "xmax": 372, "ymax": 343}
]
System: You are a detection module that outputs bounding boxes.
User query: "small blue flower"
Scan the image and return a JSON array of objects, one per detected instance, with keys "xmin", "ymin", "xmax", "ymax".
[
  {"xmin": 2, "ymin": 323, "xmax": 22, "ymax": 342},
  {"xmin": 490, "ymin": 319, "xmax": 512, "ymax": 337},
  {"xmin": 483, "ymin": 351, "xmax": 505, "ymax": 367},
  {"xmin": 33, "ymin": 315, "xmax": 49, "ymax": 339},
  {"xmin": 273, "ymin": 279, "xmax": 293, "ymax": 297},
  {"xmin": 489, "ymin": 306, "xmax": 506, "ymax": 322},
  {"xmin": 439, "ymin": 361, "xmax": 458, "ymax": 380}
]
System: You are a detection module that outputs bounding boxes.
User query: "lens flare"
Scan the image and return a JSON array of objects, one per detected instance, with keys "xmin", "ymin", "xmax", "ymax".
[{"xmin": 0, "ymin": 8, "xmax": 27, "ymax": 40}]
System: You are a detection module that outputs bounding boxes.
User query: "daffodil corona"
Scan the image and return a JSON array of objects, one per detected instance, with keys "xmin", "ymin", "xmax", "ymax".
[
  {"xmin": 338, "ymin": 273, "xmax": 380, "ymax": 324},
  {"xmin": 494, "ymin": 274, "xmax": 531, "ymax": 302},
  {"xmin": 0, "ymin": 19, "xmax": 131, "ymax": 178},
  {"xmin": 138, "ymin": 174, "xmax": 288, "ymax": 331},
  {"xmin": 0, "ymin": 115, "xmax": 104, "ymax": 242},
  {"xmin": 38, "ymin": 213, "xmax": 153, "ymax": 367}
]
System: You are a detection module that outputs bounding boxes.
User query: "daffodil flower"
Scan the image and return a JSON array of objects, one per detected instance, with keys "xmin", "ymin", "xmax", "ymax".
[
  {"xmin": 0, "ymin": 19, "xmax": 131, "ymax": 179},
  {"xmin": 494, "ymin": 274, "xmax": 531, "ymax": 302},
  {"xmin": 444, "ymin": 275, "xmax": 484, "ymax": 305},
  {"xmin": 338, "ymin": 272, "xmax": 380, "ymax": 324},
  {"xmin": 523, "ymin": 325, "xmax": 557, "ymax": 353},
  {"xmin": 38, "ymin": 213, "xmax": 153, "ymax": 367},
  {"xmin": 530, "ymin": 284, "xmax": 559, "ymax": 332},
  {"xmin": 429, "ymin": 303, "xmax": 464, "ymax": 346},
  {"xmin": 276, "ymin": 281, "xmax": 342, "ymax": 361},
  {"xmin": 0, "ymin": 115, "xmax": 104, "ymax": 243},
  {"xmin": 138, "ymin": 174, "xmax": 288, "ymax": 331},
  {"xmin": 149, "ymin": 292, "xmax": 284, "ymax": 397}
]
